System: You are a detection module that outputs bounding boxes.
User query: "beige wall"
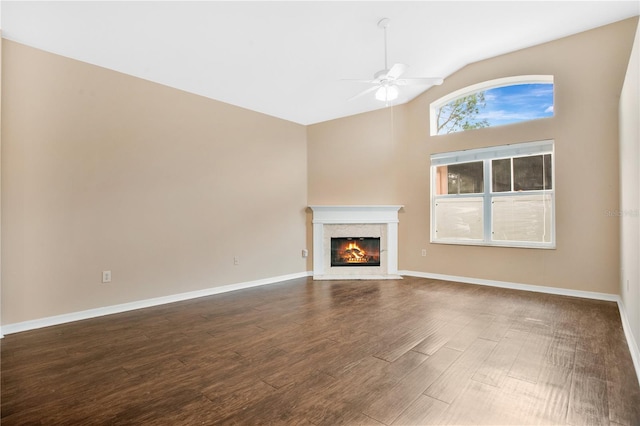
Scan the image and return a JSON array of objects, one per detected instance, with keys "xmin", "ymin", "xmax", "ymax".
[
  {"xmin": 620, "ymin": 22, "xmax": 640, "ymax": 359},
  {"xmin": 309, "ymin": 18, "xmax": 639, "ymax": 294},
  {"xmin": 307, "ymin": 106, "xmax": 408, "ymax": 205},
  {"xmin": 1, "ymin": 40, "xmax": 308, "ymax": 325}
]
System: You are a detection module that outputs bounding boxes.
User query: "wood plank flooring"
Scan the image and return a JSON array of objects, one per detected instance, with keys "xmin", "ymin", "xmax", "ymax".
[{"xmin": 2, "ymin": 276, "xmax": 639, "ymax": 425}]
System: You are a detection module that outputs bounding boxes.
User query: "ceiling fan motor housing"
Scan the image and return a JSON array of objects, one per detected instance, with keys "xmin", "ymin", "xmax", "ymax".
[{"xmin": 374, "ymin": 69, "xmax": 392, "ymax": 81}]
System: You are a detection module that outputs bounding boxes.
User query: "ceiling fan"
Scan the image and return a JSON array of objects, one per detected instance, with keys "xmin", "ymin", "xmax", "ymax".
[{"xmin": 347, "ymin": 18, "xmax": 444, "ymax": 102}]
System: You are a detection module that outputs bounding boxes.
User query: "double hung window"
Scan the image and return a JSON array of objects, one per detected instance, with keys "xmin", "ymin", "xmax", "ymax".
[{"xmin": 431, "ymin": 140, "xmax": 555, "ymax": 248}]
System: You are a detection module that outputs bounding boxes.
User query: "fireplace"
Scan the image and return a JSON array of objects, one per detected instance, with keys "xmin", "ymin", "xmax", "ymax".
[
  {"xmin": 331, "ymin": 237, "xmax": 381, "ymax": 267},
  {"xmin": 309, "ymin": 205, "xmax": 403, "ymax": 280}
]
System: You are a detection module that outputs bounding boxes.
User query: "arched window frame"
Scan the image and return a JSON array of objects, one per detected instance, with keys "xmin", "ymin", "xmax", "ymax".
[{"xmin": 429, "ymin": 75, "xmax": 554, "ymax": 136}]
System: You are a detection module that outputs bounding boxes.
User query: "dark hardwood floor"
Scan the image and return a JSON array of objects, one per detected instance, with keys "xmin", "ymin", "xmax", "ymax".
[{"xmin": 2, "ymin": 276, "xmax": 639, "ymax": 425}]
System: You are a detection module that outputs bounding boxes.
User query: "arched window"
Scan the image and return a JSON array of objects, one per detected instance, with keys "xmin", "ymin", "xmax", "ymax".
[{"xmin": 430, "ymin": 76, "xmax": 554, "ymax": 136}]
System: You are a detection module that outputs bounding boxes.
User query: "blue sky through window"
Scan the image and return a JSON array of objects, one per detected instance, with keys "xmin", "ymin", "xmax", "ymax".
[{"xmin": 480, "ymin": 83, "xmax": 554, "ymax": 126}]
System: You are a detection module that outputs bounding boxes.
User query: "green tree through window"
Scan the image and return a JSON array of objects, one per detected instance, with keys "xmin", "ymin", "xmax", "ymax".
[{"xmin": 436, "ymin": 92, "xmax": 490, "ymax": 134}]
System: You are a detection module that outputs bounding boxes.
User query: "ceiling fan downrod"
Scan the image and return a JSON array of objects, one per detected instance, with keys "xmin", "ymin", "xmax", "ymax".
[{"xmin": 378, "ymin": 18, "xmax": 391, "ymax": 72}]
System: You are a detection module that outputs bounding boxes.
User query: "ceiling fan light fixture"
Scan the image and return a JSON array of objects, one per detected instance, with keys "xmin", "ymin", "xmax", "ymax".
[{"xmin": 375, "ymin": 85, "xmax": 399, "ymax": 102}]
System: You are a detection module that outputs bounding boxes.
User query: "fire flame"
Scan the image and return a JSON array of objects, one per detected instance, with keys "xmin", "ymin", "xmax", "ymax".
[{"xmin": 344, "ymin": 242, "xmax": 366, "ymax": 262}]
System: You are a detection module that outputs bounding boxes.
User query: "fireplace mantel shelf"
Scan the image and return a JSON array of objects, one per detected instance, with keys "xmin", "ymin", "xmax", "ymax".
[
  {"xmin": 309, "ymin": 205, "xmax": 403, "ymax": 225},
  {"xmin": 309, "ymin": 205, "xmax": 404, "ymax": 209}
]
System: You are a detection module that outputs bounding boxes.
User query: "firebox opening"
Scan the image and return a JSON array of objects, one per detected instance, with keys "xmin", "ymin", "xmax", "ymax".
[{"xmin": 331, "ymin": 237, "xmax": 381, "ymax": 267}]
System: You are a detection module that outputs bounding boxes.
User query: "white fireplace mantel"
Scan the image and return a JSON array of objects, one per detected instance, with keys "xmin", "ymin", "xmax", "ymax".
[{"xmin": 309, "ymin": 205, "xmax": 403, "ymax": 280}]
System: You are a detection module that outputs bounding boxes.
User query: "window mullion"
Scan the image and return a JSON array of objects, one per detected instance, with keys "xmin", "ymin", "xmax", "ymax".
[
  {"xmin": 483, "ymin": 159, "xmax": 492, "ymax": 243},
  {"xmin": 510, "ymin": 158, "xmax": 514, "ymax": 192}
]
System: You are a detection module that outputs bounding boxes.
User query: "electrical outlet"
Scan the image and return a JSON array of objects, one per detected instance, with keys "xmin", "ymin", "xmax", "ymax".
[
  {"xmin": 102, "ymin": 270, "xmax": 112, "ymax": 283},
  {"xmin": 233, "ymin": 256, "xmax": 240, "ymax": 265},
  {"xmin": 421, "ymin": 249, "xmax": 427, "ymax": 257},
  {"xmin": 302, "ymin": 249, "xmax": 309, "ymax": 258}
]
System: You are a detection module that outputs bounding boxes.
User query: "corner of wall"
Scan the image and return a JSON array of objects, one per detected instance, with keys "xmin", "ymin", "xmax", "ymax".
[
  {"xmin": 0, "ymin": 28, "xmax": 4, "ymax": 339},
  {"xmin": 618, "ymin": 16, "xmax": 640, "ymax": 386}
]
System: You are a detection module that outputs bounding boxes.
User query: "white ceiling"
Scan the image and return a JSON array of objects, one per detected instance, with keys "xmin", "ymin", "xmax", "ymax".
[{"xmin": 1, "ymin": 1, "xmax": 639, "ymax": 125}]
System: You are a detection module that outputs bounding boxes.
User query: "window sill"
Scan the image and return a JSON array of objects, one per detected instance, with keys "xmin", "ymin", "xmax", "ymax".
[{"xmin": 430, "ymin": 240, "xmax": 556, "ymax": 250}]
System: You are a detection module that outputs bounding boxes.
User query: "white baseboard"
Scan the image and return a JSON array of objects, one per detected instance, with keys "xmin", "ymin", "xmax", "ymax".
[
  {"xmin": 399, "ymin": 269, "xmax": 639, "ymax": 386},
  {"xmin": 617, "ymin": 298, "xmax": 640, "ymax": 387},
  {"xmin": 399, "ymin": 270, "xmax": 619, "ymax": 301},
  {"xmin": 0, "ymin": 271, "xmax": 312, "ymax": 336}
]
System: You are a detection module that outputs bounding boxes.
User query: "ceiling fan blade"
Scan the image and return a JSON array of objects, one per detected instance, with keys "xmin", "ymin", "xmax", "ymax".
[
  {"xmin": 348, "ymin": 85, "xmax": 381, "ymax": 101},
  {"xmin": 387, "ymin": 63, "xmax": 407, "ymax": 79},
  {"xmin": 396, "ymin": 77, "xmax": 444, "ymax": 86}
]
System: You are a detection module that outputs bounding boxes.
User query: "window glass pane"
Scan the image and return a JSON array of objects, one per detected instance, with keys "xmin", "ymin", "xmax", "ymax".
[
  {"xmin": 434, "ymin": 197, "xmax": 484, "ymax": 240},
  {"xmin": 492, "ymin": 159, "xmax": 511, "ymax": 192},
  {"xmin": 481, "ymin": 84, "xmax": 554, "ymax": 127},
  {"xmin": 434, "ymin": 82, "xmax": 554, "ymax": 135},
  {"xmin": 492, "ymin": 194, "xmax": 552, "ymax": 243},
  {"xmin": 436, "ymin": 92, "xmax": 490, "ymax": 135},
  {"xmin": 435, "ymin": 162, "xmax": 483, "ymax": 195},
  {"xmin": 513, "ymin": 154, "xmax": 552, "ymax": 191}
]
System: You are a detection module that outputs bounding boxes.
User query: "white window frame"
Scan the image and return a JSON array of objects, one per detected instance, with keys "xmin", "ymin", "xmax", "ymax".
[
  {"xmin": 430, "ymin": 140, "xmax": 555, "ymax": 249},
  {"xmin": 429, "ymin": 75, "xmax": 554, "ymax": 136}
]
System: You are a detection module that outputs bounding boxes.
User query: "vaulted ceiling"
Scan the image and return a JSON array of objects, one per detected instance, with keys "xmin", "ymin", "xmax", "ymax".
[{"xmin": 2, "ymin": 1, "xmax": 638, "ymax": 125}]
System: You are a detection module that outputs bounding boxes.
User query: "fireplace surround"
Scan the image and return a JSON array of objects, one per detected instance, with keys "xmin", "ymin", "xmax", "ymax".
[{"xmin": 309, "ymin": 205, "xmax": 403, "ymax": 280}]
